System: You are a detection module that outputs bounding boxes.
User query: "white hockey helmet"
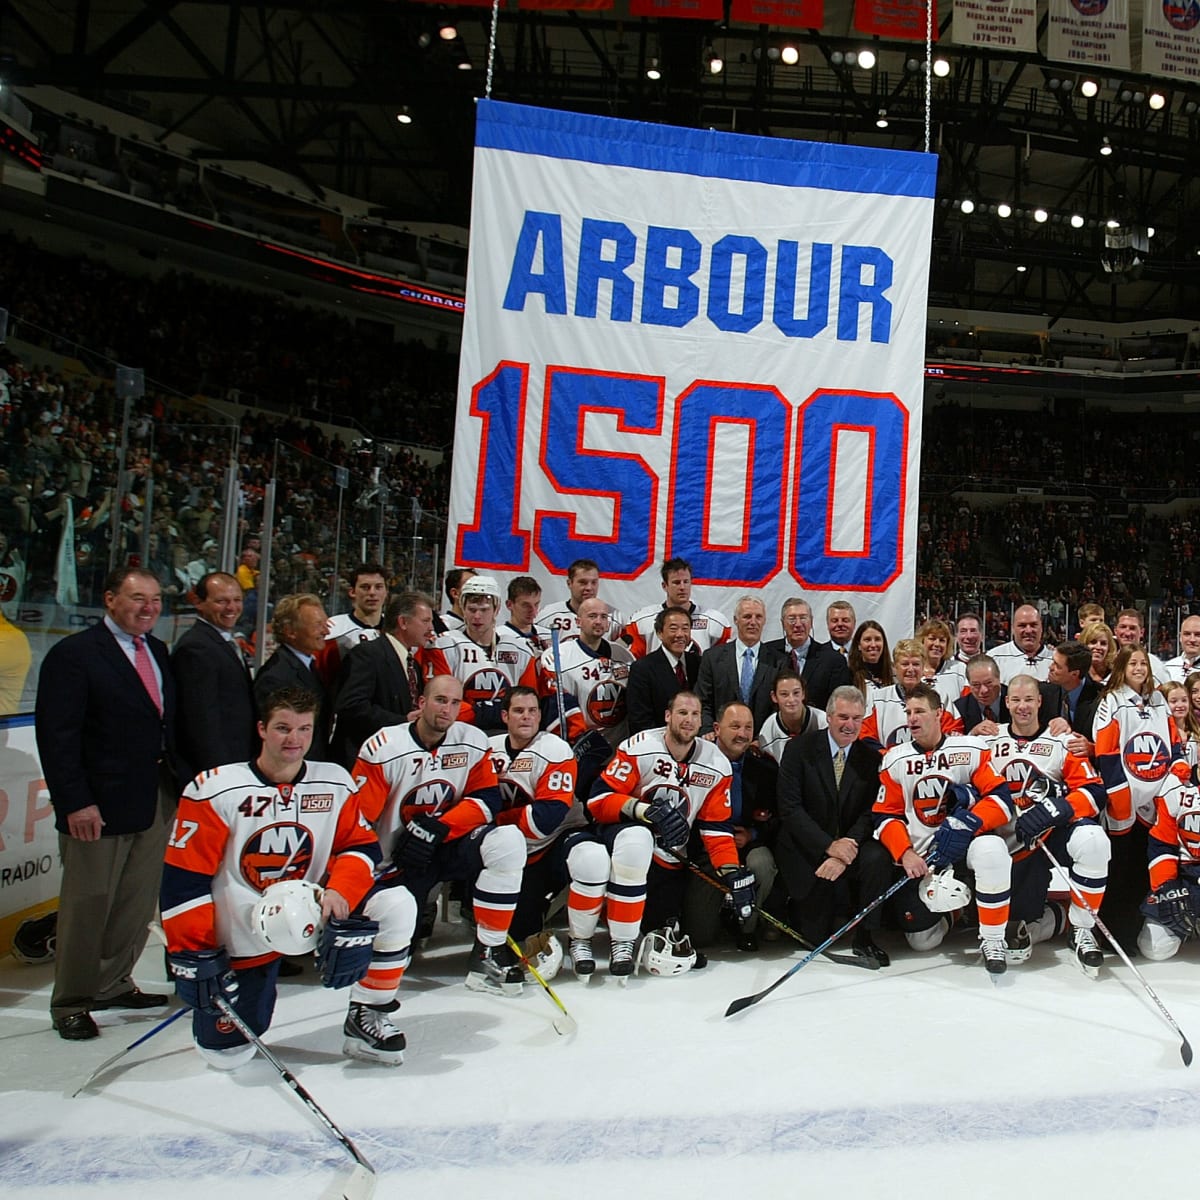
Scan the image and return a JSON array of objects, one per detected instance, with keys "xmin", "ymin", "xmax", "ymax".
[
  {"xmin": 521, "ymin": 931, "xmax": 564, "ymax": 981},
  {"xmin": 637, "ymin": 925, "xmax": 697, "ymax": 977},
  {"xmin": 458, "ymin": 574, "xmax": 502, "ymax": 606},
  {"xmin": 254, "ymin": 879, "xmax": 324, "ymax": 955},
  {"xmin": 920, "ymin": 867, "xmax": 972, "ymax": 913}
]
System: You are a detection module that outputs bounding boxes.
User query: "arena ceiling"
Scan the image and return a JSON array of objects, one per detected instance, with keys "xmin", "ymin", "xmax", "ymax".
[{"xmin": 3, "ymin": 0, "xmax": 1200, "ymax": 322}]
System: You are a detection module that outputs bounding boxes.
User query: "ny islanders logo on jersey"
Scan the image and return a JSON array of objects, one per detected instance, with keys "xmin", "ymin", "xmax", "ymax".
[
  {"xmin": 586, "ymin": 681, "xmax": 627, "ymax": 728},
  {"xmin": 912, "ymin": 775, "xmax": 953, "ymax": 826},
  {"xmin": 464, "ymin": 668, "xmax": 509, "ymax": 707},
  {"xmin": 1123, "ymin": 732, "xmax": 1171, "ymax": 783},
  {"xmin": 1177, "ymin": 805, "xmax": 1200, "ymax": 857},
  {"xmin": 499, "ymin": 778, "xmax": 533, "ymax": 808},
  {"xmin": 1003, "ymin": 760, "xmax": 1050, "ymax": 812},
  {"xmin": 239, "ymin": 823, "xmax": 314, "ymax": 891},
  {"xmin": 642, "ymin": 784, "xmax": 689, "ymax": 817},
  {"xmin": 402, "ymin": 781, "xmax": 458, "ymax": 813}
]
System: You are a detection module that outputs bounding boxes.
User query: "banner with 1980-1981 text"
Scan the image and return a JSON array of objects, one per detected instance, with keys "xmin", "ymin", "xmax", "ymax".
[{"xmin": 447, "ymin": 100, "xmax": 935, "ymax": 637}]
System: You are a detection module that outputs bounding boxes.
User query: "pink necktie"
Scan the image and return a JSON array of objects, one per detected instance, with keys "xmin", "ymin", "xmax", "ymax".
[{"xmin": 133, "ymin": 635, "xmax": 163, "ymax": 715}]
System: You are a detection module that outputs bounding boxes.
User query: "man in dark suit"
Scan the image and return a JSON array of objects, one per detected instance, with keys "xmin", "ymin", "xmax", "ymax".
[
  {"xmin": 625, "ymin": 605, "xmax": 699, "ymax": 734},
  {"xmin": 1044, "ymin": 639, "xmax": 1104, "ymax": 757},
  {"xmin": 36, "ymin": 566, "xmax": 177, "ymax": 1039},
  {"xmin": 774, "ymin": 684, "xmax": 892, "ymax": 965},
  {"xmin": 681, "ymin": 700, "xmax": 779, "ymax": 951},
  {"xmin": 254, "ymin": 592, "xmax": 330, "ymax": 757},
  {"xmin": 171, "ymin": 571, "xmax": 256, "ymax": 782},
  {"xmin": 696, "ymin": 596, "xmax": 787, "ymax": 731},
  {"xmin": 764, "ymin": 597, "xmax": 851, "ymax": 711},
  {"xmin": 332, "ymin": 589, "xmax": 435, "ymax": 765}
]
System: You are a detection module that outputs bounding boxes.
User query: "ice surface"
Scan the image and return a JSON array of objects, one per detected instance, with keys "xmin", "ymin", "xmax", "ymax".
[{"xmin": 5, "ymin": 922, "xmax": 1200, "ymax": 1200}]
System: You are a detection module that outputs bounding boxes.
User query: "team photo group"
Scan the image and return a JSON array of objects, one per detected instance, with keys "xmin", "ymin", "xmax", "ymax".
[{"xmin": 37, "ymin": 549, "xmax": 1200, "ymax": 1070}]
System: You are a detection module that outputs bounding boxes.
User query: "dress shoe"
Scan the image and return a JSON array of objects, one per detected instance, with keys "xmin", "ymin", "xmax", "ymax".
[
  {"xmin": 91, "ymin": 987, "xmax": 169, "ymax": 1010},
  {"xmin": 852, "ymin": 932, "xmax": 890, "ymax": 967},
  {"xmin": 55, "ymin": 1012, "xmax": 100, "ymax": 1040},
  {"xmin": 736, "ymin": 930, "xmax": 759, "ymax": 952}
]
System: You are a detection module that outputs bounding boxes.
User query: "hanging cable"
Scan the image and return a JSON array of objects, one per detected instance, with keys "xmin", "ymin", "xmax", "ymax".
[
  {"xmin": 486, "ymin": 0, "xmax": 501, "ymax": 98},
  {"xmin": 924, "ymin": 0, "xmax": 933, "ymax": 152}
]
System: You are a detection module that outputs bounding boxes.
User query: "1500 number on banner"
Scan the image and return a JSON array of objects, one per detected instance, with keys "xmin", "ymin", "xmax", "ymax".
[{"xmin": 455, "ymin": 361, "xmax": 908, "ymax": 592}]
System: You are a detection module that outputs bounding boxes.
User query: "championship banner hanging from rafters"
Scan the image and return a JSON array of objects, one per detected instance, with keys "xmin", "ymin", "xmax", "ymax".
[
  {"xmin": 951, "ymin": 0, "xmax": 1038, "ymax": 53},
  {"xmin": 1142, "ymin": 0, "xmax": 1200, "ymax": 82},
  {"xmin": 1047, "ymin": 0, "xmax": 1131, "ymax": 68},
  {"xmin": 447, "ymin": 100, "xmax": 935, "ymax": 635}
]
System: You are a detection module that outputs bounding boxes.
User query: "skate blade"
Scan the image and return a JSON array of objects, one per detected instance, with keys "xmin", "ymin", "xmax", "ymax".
[
  {"xmin": 342, "ymin": 1038, "xmax": 404, "ymax": 1067},
  {"xmin": 464, "ymin": 975, "xmax": 523, "ymax": 997}
]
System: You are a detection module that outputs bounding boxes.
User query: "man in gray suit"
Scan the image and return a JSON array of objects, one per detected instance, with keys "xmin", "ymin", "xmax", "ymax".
[{"xmin": 696, "ymin": 596, "xmax": 787, "ymax": 732}]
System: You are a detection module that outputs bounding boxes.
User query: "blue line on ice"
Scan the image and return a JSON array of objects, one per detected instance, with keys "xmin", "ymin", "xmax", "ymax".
[{"xmin": 6, "ymin": 1087, "xmax": 1200, "ymax": 1184}]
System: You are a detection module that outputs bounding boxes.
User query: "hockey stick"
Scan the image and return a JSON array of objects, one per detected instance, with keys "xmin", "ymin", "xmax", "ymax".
[
  {"xmin": 663, "ymin": 846, "xmax": 879, "ymax": 970},
  {"xmin": 505, "ymin": 934, "xmax": 577, "ymax": 1036},
  {"xmin": 1040, "ymin": 841, "xmax": 1193, "ymax": 1067},
  {"xmin": 67, "ymin": 1005, "xmax": 190, "ymax": 1098},
  {"xmin": 550, "ymin": 628, "xmax": 568, "ymax": 738},
  {"xmin": 213, "ymin": 997, "xmax": 377, "ymax": 1196},
  {"xmin": 725, "ymin": 873, "xmax": 911, "ymax": 1018}
]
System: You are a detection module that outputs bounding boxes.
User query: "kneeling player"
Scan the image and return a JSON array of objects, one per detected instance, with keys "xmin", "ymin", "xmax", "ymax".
[
  {"xmin": 162, "ymin": 687, "xmax": 415, "ymax": 1068},
  {"xmin": 579, "ymin": 690, "xmax": 753, "ymax": 978},
  {"xmin": 354, "ymin": 674, "xmax": 528, "ymax": 995},
  {"xmin": 874, "ymin": 685, "xmax": 1016, "ymax": 973},
  {"xmin": 1138, "ymin": 771, "xmax": 1200, "ymax": 960},
  {"xmin": 989, "ymin": 675, "xmax": 1111, "ymax": 975}
]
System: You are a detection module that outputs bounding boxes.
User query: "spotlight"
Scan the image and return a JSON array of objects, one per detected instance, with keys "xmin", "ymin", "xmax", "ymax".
[
  {"xmin": 1062, "ymin": 78, "xmax": 1075, "ymax": 92},
  {"xmin": 1149, "ymin": 90, "xmax": 1166, "ymax": 109},
  {"xmin": 781, "ymin": 45, "xmax": 799, "ymax": 65},
  {"xmin": 858, "ymin": 48, "xmax": 876, "ymax": 69},
  {"xmin": 1106, "ymin": 218, "xmax": 1120, "ymax": 229},
  {"xmin": 396, "ymin": 107, "xmax": 413, "ymax": 125},
  {"xmin": 876, "ymin": 109, "xmax": 889, "ymax": 128},
  {"xmin": 1148, "ymin": 226, "xmax": 1156, "ymax": 238},
  {"xmin": 1184, "ymin": 100, "xmax": 1199, "ymax": 115},
  {"xmin": 997, "ymin": 203, "xmax": 1012, "ymax": 218},
  {"xmin": 438, "ymin": 21, "xmax": 458, "ymax": 41},
  {"xmin": 1016, "ymin": 264, "xmax": 1028, "ymax": 273},
  {"xmin": 960, "ymin": 199, "xmax": 975, "ymax": 214},
  {"xmin": 646, "ymin": 58, "xmax": 661, "ymax": 81},
  {"xmin": 1034, "ymin": 207, "xmax": 1048, "ymax": 223},
  {"xmin": 845, "ymin": 51, "xmax": 858, "ymax": 66},
  {"xmin": 933, "ymin": 57, "xmax": 951, "ymax": 77},
  {"xmin": 457, "ymin": 59, "xmax": 471, "ymax": 71},
  {"xmin": 1133, "ymin": 90, "xmax": 1145, "ymax": 103},
  {"xmin": 1118, "ymin": 88, "xmax": 1133, "ymax": 102},
  {"xmin": 1100, "ymin": 136, "xmax": 1113, "ymax": 156},
  {"xmin": 1070, "ymin": 213, "xmax": 1084, "ymax": 228},
  {"xmin": 1080, "ymin": 77, "xmax": 1099, "ymax": 98},
  {"xmin": 706, "ymin": 46, "xmax": 724, "ymax": 74},
  {"xmin": 830, "ymin": 50, "xmax": 844, "ymax": 65},
  {"xmin": 905, "ymin": 58, "xmax": 921, "ymax": 72},
  {"xmin": 1048, "ymin": 77, "xmax": 1062, "ymax": 90}
]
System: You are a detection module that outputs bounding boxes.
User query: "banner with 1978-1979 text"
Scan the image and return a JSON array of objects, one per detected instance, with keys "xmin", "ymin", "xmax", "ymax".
[{"xmin": 447, "ymin": 100, "xmax": 935, "ymax": 639}]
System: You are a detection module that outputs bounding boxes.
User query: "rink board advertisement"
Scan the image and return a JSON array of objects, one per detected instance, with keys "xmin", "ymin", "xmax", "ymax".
[
  {"xmin": 447, "ymin": 100, "xmax": 935, "ymax": 633},
  {"xmin": 0, "ymin": 717, "xmax": 58, "ymax": 952}
]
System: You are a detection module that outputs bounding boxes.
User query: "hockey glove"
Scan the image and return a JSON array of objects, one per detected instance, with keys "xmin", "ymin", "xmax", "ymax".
[
  {"xmin": 471, "ymin": 698, "xmax": 505, "ymax": 733},
  {"xmin": 720, "ymin": 866, "xmax": 757, "ymax": 922},
  {"xmin": 393, "ymin": 813, "xmax": 450, "ymax": 871},
  {"xmin": 930, "ymin": 808, "xmax": 983, "ymax": 866},
  {"xmin": 317, "ymin": 916, "xmax": 381, "ymax": 989},
  {"xmin": 1015, "ymin": 787, "xmax": 1074, "ymax": 848},
  {"xmin": 1139, "ymin": 881, "xmax": 1199, "ymax": 940},
  {"xmin": 168, "ymin": 947, "xmax": 239, "ymax": 1015},
  {"xmin": 642, "ymin": 795, "xmax": 690, "ymax": 850},
  {"xmin": 944, "ymin": 782, "xmax": 982, "ymax": 814}
]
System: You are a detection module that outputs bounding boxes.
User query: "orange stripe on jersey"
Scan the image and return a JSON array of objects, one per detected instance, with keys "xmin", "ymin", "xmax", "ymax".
[
  {"xmin": 352, "ymin": 758, "xmax": 393, "ymax": 825},
  {"xmin": 162, "ymin": 896, "xmax": 216, "ymax": 953}
]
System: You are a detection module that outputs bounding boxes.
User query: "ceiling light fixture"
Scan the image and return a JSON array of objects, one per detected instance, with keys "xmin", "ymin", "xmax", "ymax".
[
  {"xmin": 997, "ymin": 202, "xmax": 1012, "ymax": 218},
  {"xmin": 858, "ymin": 48, "xmax": 876, "ymax": 70},
  {"xmin": 932, "ymin": 57, "xmax": 951, "ymax": 78},
  {"xmin": 1034, "ymin": 207, "xmax": 1049, "ymax": 223},
  {"xmin": 781, "ymin": 45, "xmax": 799, "ymax": 65}
]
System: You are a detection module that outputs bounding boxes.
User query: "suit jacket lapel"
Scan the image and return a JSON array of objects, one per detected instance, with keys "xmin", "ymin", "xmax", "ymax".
[{"xmin": 96, "ymin": 623, "xmax": 162, "ymax": 717}]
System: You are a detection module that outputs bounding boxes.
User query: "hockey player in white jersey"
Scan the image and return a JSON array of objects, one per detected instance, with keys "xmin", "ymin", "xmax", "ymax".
[
  {"xmin": 423, "ymin": 574, "xmax": 543, "ymax": 734},
  {"xmin": 504, "ymin": 575, "xmax": 553, "ymax": 653},
  {"xmin": 353, "ymin": 674, "xmax": 528, "ymax": 996},
  {"xmin": 581, "ymin": 690, "xmax": 753, "ymax": 978},
  {"xmin": 162, "ymin": 686, "xmax": 415, "ymax": 1067},
  {"xmin": 623, "ymin": 557, "xmax": 730, "ymax": 658},
  {"xmin": 988, "ymin": 675, "xmax": 1111, "ymax": 976},
  {"xmin": 539, "ymin": 557, "xmax": 624, "ymax": 644},
  {"xmin": 314, "ymin": 561, "xmax": 387, "ymax": 686},
  {"xmin": 1139, "ymin": 771, "xmax": 1200, "ymax": 960},
  {"xmin": 990, "ymin": 605, "xmax": 1054, "ymax": 684},
  {"xmin": 487, "ymin": 687, "xmax": 577, "ymax": 946},
  {"xmin": 873, "ymin": 684, "xmax": 1016, "ymax": 973}
]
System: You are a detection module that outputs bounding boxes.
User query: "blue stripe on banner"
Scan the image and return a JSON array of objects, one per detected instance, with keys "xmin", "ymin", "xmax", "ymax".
[{"xmin": 476, "ymin": 99, "xmax": 937, "ymax": 200}]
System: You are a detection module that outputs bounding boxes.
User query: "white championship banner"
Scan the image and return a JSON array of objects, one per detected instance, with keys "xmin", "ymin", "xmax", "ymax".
[
  {"xmin": 1142, "ymin": 0, "xmax": 1200, "ymax": 82},
  {"xmin": 952, "ymin": 0, "xmax": 1038, "ymax": 52},
  {"xmin": 1046, "ymin": 0, "xmax": 1131, "ymax": 69},
  {"xmin": 447, "ymin": 101, "xmax": 935, "ymax": 636}
]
